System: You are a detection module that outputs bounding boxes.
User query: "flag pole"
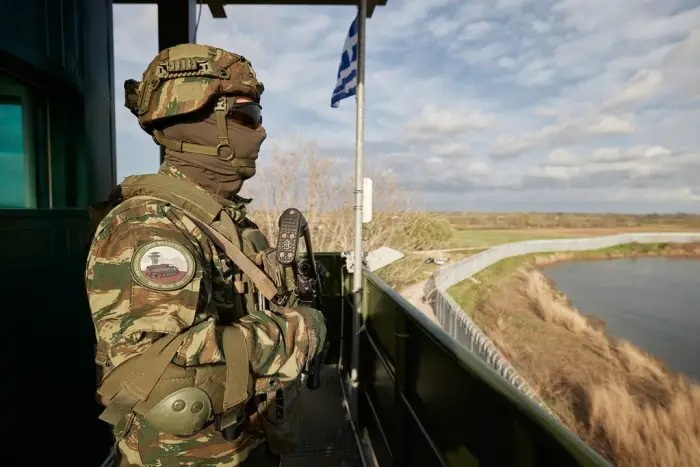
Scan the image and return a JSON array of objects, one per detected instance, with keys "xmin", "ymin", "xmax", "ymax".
[{"xmin": 349, "ymin": 0, "xmax": 366, "ymax": 428}]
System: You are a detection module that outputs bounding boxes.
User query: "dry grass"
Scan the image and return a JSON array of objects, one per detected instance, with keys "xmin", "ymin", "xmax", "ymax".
[
  {"xmin": 445, "ymin": 226, "xmax": 700, "ymax": 249},
  {"xmin": 440, "ymin": 213, "xmax": 700, "ymax": 249},
  {"xmin": 441, "ymin": 211, "xmax": 700, "ymax": 230},
  {"xmin": 472, "ymin": 264, "xmax": 700, "ymax": 467}
]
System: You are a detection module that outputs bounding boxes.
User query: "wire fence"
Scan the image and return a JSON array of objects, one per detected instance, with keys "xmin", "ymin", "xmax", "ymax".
[{"xmin": 424, "ymin": 232, "xmax": 700, "ymax": 413}]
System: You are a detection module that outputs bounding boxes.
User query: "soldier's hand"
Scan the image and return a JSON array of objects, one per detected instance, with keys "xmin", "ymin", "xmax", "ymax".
[
  {"xmin": 235, "ymin": 305, "xmax": 327, "ymax": 382},
  {"xmin": 284, "ymin": 305, "xmax": 327, "ymax": 365}
]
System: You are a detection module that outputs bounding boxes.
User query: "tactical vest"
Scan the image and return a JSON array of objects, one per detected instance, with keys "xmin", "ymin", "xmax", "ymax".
[{"xmin": 90, "ymin": 173, "xmax": 297, "ymax": 447}]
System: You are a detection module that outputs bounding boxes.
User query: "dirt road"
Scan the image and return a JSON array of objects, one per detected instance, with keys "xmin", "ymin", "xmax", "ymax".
[
  {"xmin": 398, "ymin": 247, "xmax": 474, "ymax": 324},
  {"xmin": 399, "ymin": 277, "xmax": 439, "ymax": 323}
]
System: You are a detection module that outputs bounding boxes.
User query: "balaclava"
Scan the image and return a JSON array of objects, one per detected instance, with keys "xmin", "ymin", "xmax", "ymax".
[
  {"xmin": 155, "ymin": 96, "xmax": 267, "ymax": 200},
  {"xmin": 122, "ymin": 43, "xmax": 267, "ymax": 200}
]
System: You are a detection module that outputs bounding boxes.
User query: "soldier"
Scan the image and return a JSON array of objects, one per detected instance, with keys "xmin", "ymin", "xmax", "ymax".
[{"xmin": 86, "ymin": 43, "xmax": 326, "ymax": 466}]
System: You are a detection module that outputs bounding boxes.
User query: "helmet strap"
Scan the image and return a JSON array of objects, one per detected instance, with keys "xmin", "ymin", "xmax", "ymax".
[
  {"xmin": 152, "ymin": 96, "xmax": 235, "ymax": 161},
  {"xmin": 214, "ymin": 97, "xmax": 234, "ymax": 161}
]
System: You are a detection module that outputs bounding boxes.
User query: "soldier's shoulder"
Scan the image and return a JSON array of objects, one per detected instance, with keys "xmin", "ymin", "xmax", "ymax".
[
  {"xmin": 93, "ymin": 196, "xmax": 174, "ymax": 242},
  {"xmin": 86, "ymin": 196, "xmax": 205, "ymax": 297}
]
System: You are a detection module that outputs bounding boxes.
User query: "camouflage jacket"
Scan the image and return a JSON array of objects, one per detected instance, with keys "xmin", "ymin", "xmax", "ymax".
[{"xmin": 85, "ymin": 162, "xmax": 325, "ymax": 465}]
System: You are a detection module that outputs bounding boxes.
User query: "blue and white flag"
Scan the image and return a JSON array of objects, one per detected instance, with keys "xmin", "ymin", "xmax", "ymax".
[{"xmin": 330, "ymin": 16, "xmax": 358, "ymax": 108}]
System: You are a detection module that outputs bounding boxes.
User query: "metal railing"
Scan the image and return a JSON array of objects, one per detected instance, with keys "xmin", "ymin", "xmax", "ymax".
[
  {"xmin": 354, "ymin": 268, "xmax": 612, "ymax": 466},
  {"xmin": 424, "ymin": 232, "xmax": 700, "ymax": 409}
]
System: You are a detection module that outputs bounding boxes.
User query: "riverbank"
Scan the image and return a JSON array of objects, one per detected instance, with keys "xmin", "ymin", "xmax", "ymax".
[
  {"xmin": 450, "ymin": 242, "xmax": 700, "ymax": 466},
  {"xmin": 448, "ymin": 242, "xmax": 700, "ymax": 310}
]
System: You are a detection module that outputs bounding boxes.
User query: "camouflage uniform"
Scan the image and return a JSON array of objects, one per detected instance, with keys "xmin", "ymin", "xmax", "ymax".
[{"xmin": 86, "ymin": 44, "xmax": 326, "ymax": 466}]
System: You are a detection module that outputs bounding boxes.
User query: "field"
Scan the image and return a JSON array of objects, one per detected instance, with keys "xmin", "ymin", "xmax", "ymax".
[
  {"xmin": 440, "ymin": 211, "xmax": 700, "ymax": 231},
  {"xmin": 445, "ymin": 226, "xmax": 694, "ymax": 249},
  {"xmin": 445, "ymin": 243, "xmax": 700, "ymax": 466},
  {"xmin": 372, "ymin": 212, "xmax": 700, "ymax": 290},
  {"xmin": 441, "ymin": 212, "xmax": 700, "ymax": 249}
]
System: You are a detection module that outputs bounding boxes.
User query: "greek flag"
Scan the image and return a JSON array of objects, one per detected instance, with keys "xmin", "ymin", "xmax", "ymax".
[{"xmin": 330, "ymin": 16, "xmax": 358, "ymax": 108}]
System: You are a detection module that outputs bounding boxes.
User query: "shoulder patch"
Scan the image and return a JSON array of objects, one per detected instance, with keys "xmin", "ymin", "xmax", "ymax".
[{"xmin": 131, "ymin": 240, "xmax": 196, "ymax": 291}]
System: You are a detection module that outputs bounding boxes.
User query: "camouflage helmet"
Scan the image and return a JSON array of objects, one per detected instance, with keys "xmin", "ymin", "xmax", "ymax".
[{"xmin": 124, "ymin": 43, "xmax": 264, "ymax": 135}]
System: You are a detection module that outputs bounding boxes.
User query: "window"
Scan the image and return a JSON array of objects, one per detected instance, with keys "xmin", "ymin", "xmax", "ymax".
[
  {"xmin": 0, "ymin": 72, "xmax": 37, "ymax": 209},
  {"xmin": 0, "ymin": 97, "xmax": 27, "ymax": 208}
]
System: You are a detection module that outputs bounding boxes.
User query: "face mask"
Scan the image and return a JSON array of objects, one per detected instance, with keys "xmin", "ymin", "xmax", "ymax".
[
  {"xmin": 156, "ymin": 95, "xmax": 267, "ymax": 199},
  {"xmin": 222, "ymin": 123, "xmax": 267, "ymax": 180}
]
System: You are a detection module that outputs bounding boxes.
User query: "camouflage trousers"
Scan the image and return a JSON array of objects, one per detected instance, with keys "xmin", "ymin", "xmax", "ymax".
[
  {"xmin": 117, "ymin": 442, "xmax": 280, "ymax": 467},
  {"xmin": 113, "ymin": 381, "xmax": 302, "ymax": 466},
  {"xmin": 115, "ymin": 411, "xmax": 281, "ymax": 466}
]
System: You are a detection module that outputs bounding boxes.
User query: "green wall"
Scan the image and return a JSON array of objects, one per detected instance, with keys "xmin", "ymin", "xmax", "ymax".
[{"xmin": 0, "ymin": 0, "xmax": 116, "ymax": 207}]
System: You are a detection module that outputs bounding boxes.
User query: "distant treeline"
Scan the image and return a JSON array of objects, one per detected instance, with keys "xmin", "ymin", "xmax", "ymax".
[{"xmin": 438, "ymin": 212, "xmax": 700, "ymax": 230}]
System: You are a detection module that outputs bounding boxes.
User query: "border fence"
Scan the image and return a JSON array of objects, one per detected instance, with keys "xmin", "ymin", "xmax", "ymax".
[{"xmin": 424, "ymin": 232, "xmax": 700, "ymax": 412}]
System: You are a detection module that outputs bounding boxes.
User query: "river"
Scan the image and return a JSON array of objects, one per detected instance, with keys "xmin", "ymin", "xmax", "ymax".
[{"xmin": 542, "ymin": 257, "xmax": 700, "ymax": 381}]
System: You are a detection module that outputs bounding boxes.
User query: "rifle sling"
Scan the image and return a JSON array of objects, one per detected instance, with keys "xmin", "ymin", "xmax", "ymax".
[
  {"xmin": 122, "ymin": 189, "xmax": 280, "ymax": 304},
  {"xmin": 166, "ymin": 206, "xmax": 280, "ymax": 303}
]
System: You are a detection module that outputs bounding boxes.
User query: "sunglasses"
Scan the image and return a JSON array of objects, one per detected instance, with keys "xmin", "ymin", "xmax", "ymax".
[{"xmin": 228, "ymin": 101, "xmax": 262, "ymax": 128}]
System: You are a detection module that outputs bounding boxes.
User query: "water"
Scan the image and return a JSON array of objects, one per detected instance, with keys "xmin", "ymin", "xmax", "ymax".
[{"xmin": 542, "ymin": 257, "xmax": 700, "ymax": 381}]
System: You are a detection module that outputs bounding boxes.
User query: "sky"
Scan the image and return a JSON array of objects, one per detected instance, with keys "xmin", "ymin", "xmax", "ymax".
[{"xmin": 113, "ymin": 0, "xmax": 700, "ymax": 214}]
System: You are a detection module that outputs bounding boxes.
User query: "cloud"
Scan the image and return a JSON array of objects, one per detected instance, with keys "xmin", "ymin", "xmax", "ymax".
[
  {"xmin": 405, "ymin": 104, "xmax": 495, "ymax": 140},
  {"xmin": 604, "ymin": 69, "xmax": 664, "ymax": 109},
  {"xmin": 428, "ymin": 141, "xmax": 474, "ymax": 159},
  {"xmin": 113, "ymin": 0, "xmax": 700, "ymax": 213},
  {"xmin": 611, "ymin": 187, "xmax": 700, "ymax": 203},
  {"xmin": 489, "ymin": 114, "xmax": 636, "ymax": 159},
  {"xmin": 525, "ymin": 145, "xmax": 700, "ymax": 191},
  {"xmin": 458, "ymin": 21, "xmax": 494, "ymax": 42},
  {"xmin": 428, "ymin": 16, "xmax": 462, "ymax": 39},
  {"xmin": 661, "ymin": 28, "xmax": 700, "ymax": 100}
]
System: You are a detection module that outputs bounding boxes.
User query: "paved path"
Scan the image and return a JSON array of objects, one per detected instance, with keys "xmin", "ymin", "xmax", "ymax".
[
  {"xmin": 400, "ymin": 280, "xmax": 438, "ymax": 323},
  {"xmin": 408, "ymin": 246, "xmax": 483, "ymax": 255},
  {"xmin": 398, "ymin": 247, "xmax": 474, "ymax": 324}
]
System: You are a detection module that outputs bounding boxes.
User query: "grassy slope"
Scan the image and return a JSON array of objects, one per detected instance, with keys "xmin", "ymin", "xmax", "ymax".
[
  {"xmin": 448, "ymin": 242, "xmax": 691, "ymax": 309},
  {"xmin": 446, "ymin": 242, "xmax": 700, "ymax": 466}
]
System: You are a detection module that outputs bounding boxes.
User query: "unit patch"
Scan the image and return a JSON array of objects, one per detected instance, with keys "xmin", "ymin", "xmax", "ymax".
[{"xmin": 131, "ymin": 240, "xmax": 196, "ymax": 291}]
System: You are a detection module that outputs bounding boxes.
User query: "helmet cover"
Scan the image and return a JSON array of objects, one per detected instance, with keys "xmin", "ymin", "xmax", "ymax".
[{"xmin": 124, "ymin": 43, "xmax": 265, "ymax": 134}]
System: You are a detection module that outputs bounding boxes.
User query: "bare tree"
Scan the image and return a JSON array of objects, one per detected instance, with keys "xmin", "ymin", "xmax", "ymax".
[{"xmin": 241, "ymin": 137, "xmax": 454, "ymax": 253}]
